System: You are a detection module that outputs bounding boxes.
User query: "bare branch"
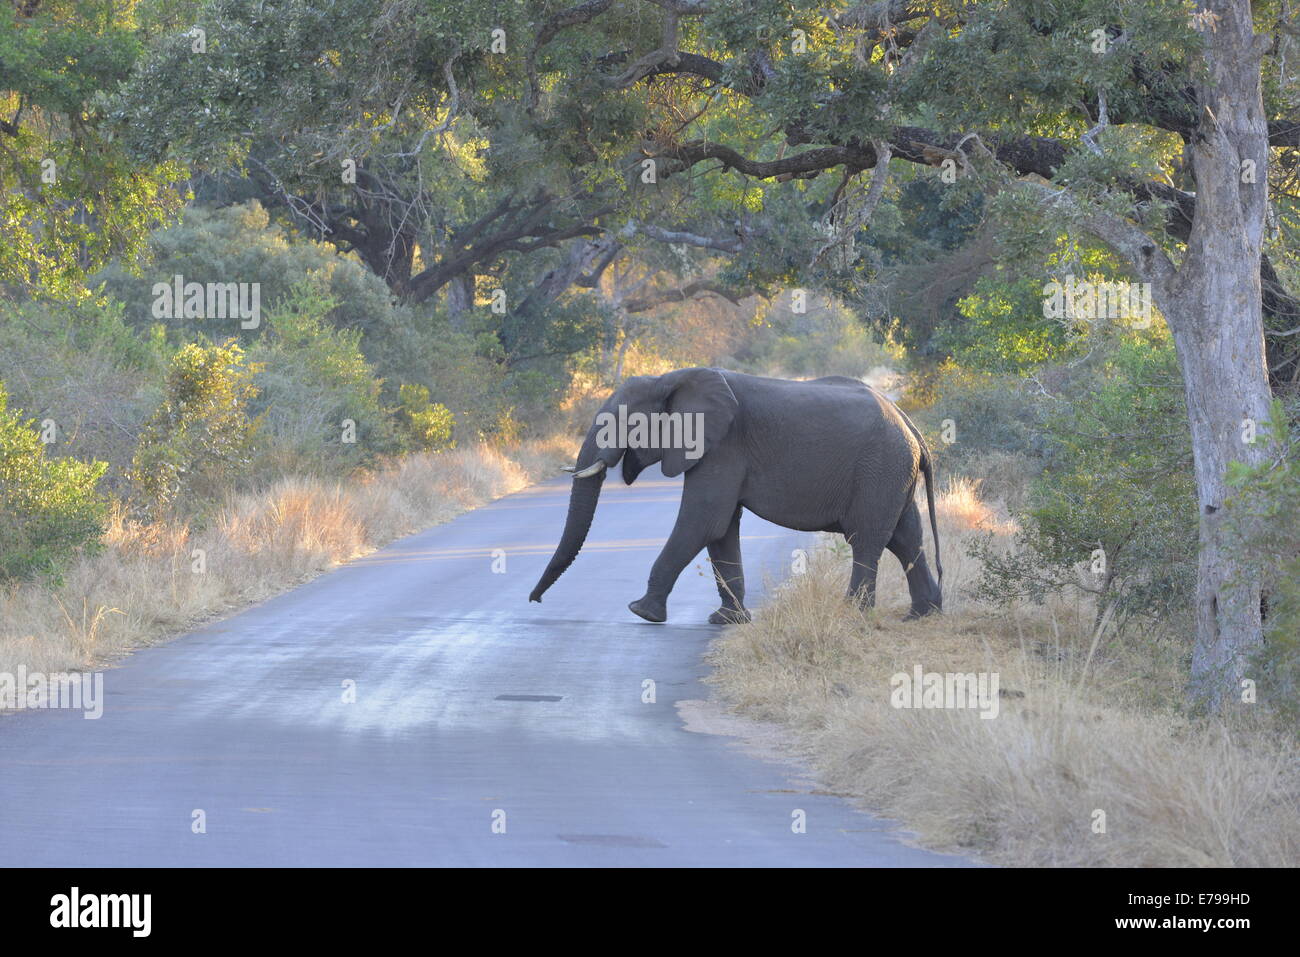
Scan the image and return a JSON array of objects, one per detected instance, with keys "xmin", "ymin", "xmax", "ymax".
[
  {"xmin": 626, "ymin": 220, "xmax": 743, "ymax": 253},
  {"xmin": 1023, "ymin": 182, "xmax": 1178, "ymax": 299},
  {"xmin": 393, "ymin": 55, "xmax": 460, "ymax": 158},
  {"xmin": 811, "ymin": 141, "xmax": 892, "ymax": 267}
]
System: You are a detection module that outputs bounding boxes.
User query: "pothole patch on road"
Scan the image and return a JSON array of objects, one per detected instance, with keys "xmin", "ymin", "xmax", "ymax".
[{"xmin": 558, "ymin": 834, "xmax": 666, "ymax": 849}]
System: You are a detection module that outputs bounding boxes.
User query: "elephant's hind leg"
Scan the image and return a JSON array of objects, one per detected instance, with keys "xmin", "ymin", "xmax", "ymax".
[
  {"xmin": 706, "ymin": 506, "xmax": 750, "ymax": 624},
  {"xmin": 846, "ymin": 532, "xmax": 888, "ymax": 609},
  {"xmin": 888, "ymin": 499, "xmax": 942, "ymax": 618}
]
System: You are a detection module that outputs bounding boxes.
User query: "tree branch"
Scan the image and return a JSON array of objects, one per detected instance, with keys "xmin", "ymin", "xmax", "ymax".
[
  {"xmin": 623, "ymin": 279, "xmax": 750, "ymax": 313},
  {"xmin": 626, "ymin": 220, "xmax": 743, "ymax": 253}
]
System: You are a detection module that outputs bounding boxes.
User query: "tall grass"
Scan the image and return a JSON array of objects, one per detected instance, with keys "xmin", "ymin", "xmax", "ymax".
[
  {"xmin": 0, "ymin": 438, "xmax": 572, "ymax": 676},
  {"xmin": 708, "ymin": 478, "xmax": 1300, "ymax": 867}
]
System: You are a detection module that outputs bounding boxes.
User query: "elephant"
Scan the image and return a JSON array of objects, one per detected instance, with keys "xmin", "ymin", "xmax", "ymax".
[{"xmin": 529, "ymin": 367, "xmax": 942, "ymax": 624}]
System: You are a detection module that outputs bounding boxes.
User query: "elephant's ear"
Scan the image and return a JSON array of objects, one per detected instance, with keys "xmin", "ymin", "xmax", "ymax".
[{"xmin": 659, "ymin": 368, "xmax": 739, "ymax": 478}]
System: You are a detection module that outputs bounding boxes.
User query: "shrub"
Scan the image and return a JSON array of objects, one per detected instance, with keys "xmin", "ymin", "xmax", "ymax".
[
  {"xmin": 0, "ymin": 382, "xmax": 109, "ymax": 580},
  {"xmin": 910, "ymin": 362, "xmax": 1051, "ymax": 478},
  {"xmin": 396, "ymin": 384, "xmax": 455, "ymax": 451},
  {"xmin": 363, "ymin": 305, "xmax": 516, "ymax": 440},
  {"xmin": 247, "ymin": 281, "xmax": 396, "ymax": 471},
  {"xmin": 734, "ymin": 296, "xmax": 903, "ymax": 379},
  {"xmin": 1225, "ymin": 401, "xmax": 1300, "ymax": 726},
  {"xmin": 0, "ymin": 298, "xmax": 165, "ymax": 497},
  {"xmin": 91, "ymin": 201, "xmax": 396, "ymax": 343},
  {"xmin": 970, "ymin": 338, "xmax": 1197, "ymax": 635},
  {"xmin": 128, "ymin": 340, "xmax": 260, "ymax": 519}
]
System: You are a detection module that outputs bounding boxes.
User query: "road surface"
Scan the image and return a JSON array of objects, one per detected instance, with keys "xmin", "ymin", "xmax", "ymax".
[{"xmin": 0, "ymin": 465, "xmax": 972, "ymax": 866}]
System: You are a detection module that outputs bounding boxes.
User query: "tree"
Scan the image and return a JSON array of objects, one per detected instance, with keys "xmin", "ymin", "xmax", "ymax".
[
  {"xmin": 517, "ymin": 0, "xmax": 1296, "ymax": 709},
  {"xmin": 109, "ymin": 0, "xmax": 764, "ymax": 363},
  {"xmin": 0, "ymin": 0, "xmax": 185, "ymax": 300}
]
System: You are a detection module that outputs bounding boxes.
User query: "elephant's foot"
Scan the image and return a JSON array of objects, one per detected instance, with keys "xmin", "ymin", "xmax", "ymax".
[
  {"xmin": 903, "ymin": 601, "xmax": 942, "ymax": 621},
  {"xmin": 708, "ymin": 605, "xmax": 751, "ymax": 625},
  {"xmin": 628, "ymin": 596, "xmax": 668, "ymax": 623}
]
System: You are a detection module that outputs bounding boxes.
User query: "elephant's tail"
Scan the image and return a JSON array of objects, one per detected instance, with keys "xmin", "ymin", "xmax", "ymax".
[
  {"xmin": 893, "ymin": 403, "xmax": 942, "ymax": 585},
  {"xmin": 919, "ymin": 445, "xmax": 943, "ymax": 585}
]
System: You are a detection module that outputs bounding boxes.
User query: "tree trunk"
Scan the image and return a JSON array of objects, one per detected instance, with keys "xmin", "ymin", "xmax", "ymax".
[
  {"xmin": 614, "ymin": 328, "xmax": 631, "ymax": 384},
  {"xmin": 1172, "ymin": 0, "xmax": 1273, "ymax": 709},
  {"xmin": 446, "ymin": 273, "xmax": 473, "ymax": 330},
  {"xmin": 1169, "ymin": 287, "xmax": 1273, "ymax": 709}
]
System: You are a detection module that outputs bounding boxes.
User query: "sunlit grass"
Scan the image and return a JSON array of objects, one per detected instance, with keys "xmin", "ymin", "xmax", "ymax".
[
  {"xmin": 709, "ymin": 480, "xmax": 1300, "ymax": 867},
  {"xmin": 0, "ymin": 436, "xmax": 574, "ymax": 678}
]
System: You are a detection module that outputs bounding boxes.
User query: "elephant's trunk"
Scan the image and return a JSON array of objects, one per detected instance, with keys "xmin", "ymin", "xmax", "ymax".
[{"xmin": 529, "ymin": 427, "xmax": 609, "ymax": 602}]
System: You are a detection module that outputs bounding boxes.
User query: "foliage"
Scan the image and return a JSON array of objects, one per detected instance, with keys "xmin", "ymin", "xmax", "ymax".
[
  {"xmin": 1226, "ymin": 402, "xmax": 1300, "ymax": 725},
  {"xmin": 128, "ymin": 340, "xmax": 260, "ymax": 518},
  {"xmin": 0, "ymin": 382, "xmax": 108, "ymax": 580},
  {"xmin": 0, "ymin": 0, "xmax": 185, "ymax": 301},
  {"xmin": 247, "ymin": 280, "xmax": 397, "ymax": 470},
  {"xmin": 735, "ymin": 295, "xmax": 902, "ymax": 379},
  {"xmin": 92, "ymin": 201, "xmax": 396, "ymax": 342},
  {"xmin": 360, "ymin": 304, "xmax": 516, "ymax": 441},
  {"xmin": 396, "ymin": 384, "xmax": 455, "ymax": 451},
  {"xmin": 971, "ymin": 337, "xmax": 1197, "ymax": 634},
  {"xmin": 946, "ymin": 273, "xmax": 1083, "ymax": 372},
  {"xmin": 0, "ymin": 297, "xmax": 166, "ymax": 498},
  {"xmin": 911, "ymin": 363, "xmax": 1051, "ymax": 473}
]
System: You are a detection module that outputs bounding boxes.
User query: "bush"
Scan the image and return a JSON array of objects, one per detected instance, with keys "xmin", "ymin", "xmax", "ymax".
[
  {"xmin": 247, "ymin": 281, "xmax": 397, "ymax": 471},
  {"xmin": 362, "ymin": 305, "xmax": 516, "ymax": 441},
  {"xmin": 1226, "ymin": 401, "xmax": 1300, "ymax": 726},
  {"xmin": 910, "ymin": 363, "xmax": 1051, "ymax": 479},
  {"xmin": 942, "ymin": 272, "xmax": 1085, "ymax": 372},
  {"xmin": 733, "ymin": 296, "xmax": 903, "ymax": 379},
  {"xmin": 396, "ymin": 384, "xmax": 455, "ymax": 451},
  {"xmin": 91, "ymin": 201, "xmax": 396, "ymax": 344},
  {"xmin": 0, "ymin": 298, "xmax": 166, "ymax": 498},
  {"xmin": 0, "ymin": 382, "xmax": 109, "ymax": 580},
  {"xmin": 970, "ymin": 338, "xmax": 1197, "ymax": 635},
  {"xmin": 92, "ymin": 200, "xmax": 579, "ymax": 443},
  {"xmin": 128, "ymin": 340, "xmax": 260, "ymax": 519}
]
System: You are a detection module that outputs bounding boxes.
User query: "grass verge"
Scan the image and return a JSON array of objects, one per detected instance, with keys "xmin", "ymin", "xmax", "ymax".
[{"xmin": 708, "ymin": 476, "xmax": 1300, "ymax": 867}]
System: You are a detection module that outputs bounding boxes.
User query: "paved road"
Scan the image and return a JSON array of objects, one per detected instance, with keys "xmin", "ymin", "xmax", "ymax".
[{"xmin": 0, "ymin": 465, "xmax": 971, "ymax": 866}]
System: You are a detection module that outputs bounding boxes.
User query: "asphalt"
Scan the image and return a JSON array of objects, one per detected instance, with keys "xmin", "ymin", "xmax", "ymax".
[{"xmin": 0, "ymin": 465, "xmax": 974, "ymax": 866}]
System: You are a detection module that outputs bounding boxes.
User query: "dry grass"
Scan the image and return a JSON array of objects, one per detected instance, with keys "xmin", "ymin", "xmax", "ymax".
[
  {"xmin": 0, "ymin": 437, "xmax": 573, "ymax": 676},
  {"xmin": 709, "ymin": 479, "xmax": 1300, "ymax": 867}
]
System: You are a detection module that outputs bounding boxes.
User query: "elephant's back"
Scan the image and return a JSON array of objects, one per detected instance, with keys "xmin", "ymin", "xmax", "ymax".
[
  {"xmin": 727, "ymin": 373, "xmax": 890, "ymax": 437},
  {"xmin": 732, "ymin": 376, "xmax": 918, "ymax": 533},
  {"xmin": 732, "ymin": 373, "xmax": 915, "ymax": 490}
]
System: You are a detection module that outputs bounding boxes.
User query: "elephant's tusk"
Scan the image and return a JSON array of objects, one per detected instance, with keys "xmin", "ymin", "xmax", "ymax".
[
  {"xmin": 560, "ymin": 465, "xmax": 576, "ymax": 472},
  {"xmin": 572, "ymin": 460, "xmax": 607, "ymax": 478}
]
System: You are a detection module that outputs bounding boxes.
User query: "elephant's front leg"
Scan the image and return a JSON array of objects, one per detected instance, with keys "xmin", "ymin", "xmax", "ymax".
[
  {"xmin": 706, "ymin": 506, "xmax": 749, "ymax": 624},
  {"xmin": 629, "ymin": 489, "xmax": 738, "ymax": 624}
]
